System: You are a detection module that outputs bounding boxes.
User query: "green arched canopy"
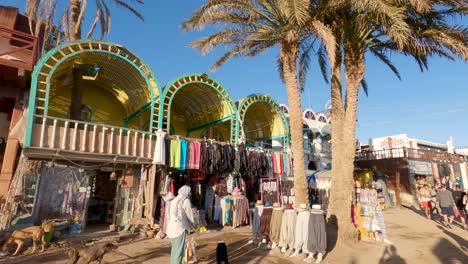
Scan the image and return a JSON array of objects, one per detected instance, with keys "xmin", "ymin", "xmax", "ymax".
[
  {"xmin": 157, "ymin": 74, "xmax": 239, "ymax": 143},
  {"xmin": 238, "ymin": 94, "xmax": 290, "ymax": 147},
  {"xmin": 26, "ymin": 40, "xmax": 161, "ymax": 146}
]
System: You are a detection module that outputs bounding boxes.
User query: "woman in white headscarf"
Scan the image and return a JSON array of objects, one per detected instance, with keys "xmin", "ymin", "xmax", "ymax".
[{"xmin": 167, "ymin": 185, "xmax": 196, "ymax": 264}]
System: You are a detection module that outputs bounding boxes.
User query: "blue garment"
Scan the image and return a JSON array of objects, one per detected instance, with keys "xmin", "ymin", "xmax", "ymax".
[
  {"xmin": 170, "ymin": 230, "xmax": 187, "ymax": 264},
  {"xmin": 178, "ymin": 140, "xmax": 187, "ymax": 170}
]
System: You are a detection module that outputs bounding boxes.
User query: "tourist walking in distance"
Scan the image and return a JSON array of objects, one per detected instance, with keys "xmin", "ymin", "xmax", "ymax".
[
  {"xmin": 436, "ymin": 185, "xmax": 456, "ymax": 228},
  {"xmin": 453, "ymin": 189, "xmax": 467, "ymax": 230},
  {"xmin": 418, "ymin": 185, "xmax": 432, "ymax": 220},
  {"xmin": 167, "ymin": 185, "xmax": 196, "ymax": 264}
]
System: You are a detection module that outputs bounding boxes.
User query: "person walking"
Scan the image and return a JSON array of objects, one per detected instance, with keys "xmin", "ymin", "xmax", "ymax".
[
  {"xmin": 453, "ymin": 189, "xmax": 467, "ymax": 230},
  {"xmin": 167, "ymin": 185, "xmax": 196, "ymax": 264},
  {"xmin": 418, "ymin": 185, "xmax": 432, "ymax": 220},
  {"xmin": 436, "ymin": 185, "xmax": 456, "ymax": 229}
]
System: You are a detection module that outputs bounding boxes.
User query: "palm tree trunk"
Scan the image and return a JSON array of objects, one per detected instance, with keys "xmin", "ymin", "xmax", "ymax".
[
  {"xmin": 69, "ymin": 0, "xmax": 82, "ymax": 120},
  {"xmin": 329, "ymin": 48, "xmax": 365, "ymax": 241},
  {"xmin": 280, "ymin": 41, "xmax": 308, "ymax": 207}
]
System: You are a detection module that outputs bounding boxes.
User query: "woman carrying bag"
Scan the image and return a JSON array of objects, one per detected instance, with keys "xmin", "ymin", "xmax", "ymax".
[{"xmin": 167, "ymin": 185, "xmax": 196, "ymax": 264}]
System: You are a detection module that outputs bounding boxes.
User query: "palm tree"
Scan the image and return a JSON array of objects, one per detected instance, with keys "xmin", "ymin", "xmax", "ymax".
[
  {"xmin": 182, "ymin": 0, "xmax": 315, "ymax": 206},
  {"xmin": 26, "ymin": 0, "xmax": 145, "ymax": 120},
  {"xmin": 315, "ymin": 0, "xmax": 467, "ymax": 240}
]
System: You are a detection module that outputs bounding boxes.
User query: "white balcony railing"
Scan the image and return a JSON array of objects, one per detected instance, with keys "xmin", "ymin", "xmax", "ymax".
[{"xmin": 29, "ymin": 115, "xmax": 156, "ymax": 161}]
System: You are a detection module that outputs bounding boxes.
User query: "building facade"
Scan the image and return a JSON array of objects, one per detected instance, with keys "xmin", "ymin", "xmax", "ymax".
[
  {"xmin": 0, "ymin": 39, "xmax": 291, "ymax": 231},
  {"xmin": 356, "ymin": 134, "xmax": 468, "ymax": 206}
]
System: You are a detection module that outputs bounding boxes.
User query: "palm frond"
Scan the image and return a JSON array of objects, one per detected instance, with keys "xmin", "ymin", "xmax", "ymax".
[
  {"xmin": 188, "ymin": 29, "xmax": 247, "ymax": 55},
  {"xmin": 26, "ymin": 0, "xmax": 40, "ymax": 35},
  {"xmin": 298, "ymin": 40, "xmax": 314, "ymax": 91},
  {"xmin": 75, "ymin": 0, "xmax": 88, "ymax": 34},
  {"xmin": 317, "ymin": 44, "xmax": 330, "ymax": 84},
  {"xmin": 276, "ymin": 55, "xmax": 285, "ymax": 84},
  {"xmin": 369, "ymin": 48, "xmax": 401, "ymax": 80},
  {"xmin": 360, "ymin": 78, "xmax": 369, "ymax": 97},
  {"xmin": 112, "ymin": 0, "xmax": 144, "ymax": 22}
]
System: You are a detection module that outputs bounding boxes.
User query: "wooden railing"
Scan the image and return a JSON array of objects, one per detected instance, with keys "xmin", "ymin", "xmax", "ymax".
[
  {"xmin": 0, "ymin": 26, "xmax": 38, "ymax": 71},
  {"xmin": 29, "ymin": 115, "xmax": 156, "ymax": 160},
  {"xmin": 356, "ymin": 147, "xmax": 468, "ymax": 162}
]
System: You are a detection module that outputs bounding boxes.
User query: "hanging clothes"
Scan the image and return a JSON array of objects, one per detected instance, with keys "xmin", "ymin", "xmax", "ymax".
[
  {"xmin": 188, "ymin": 141, "xmax": 201, "ymax": 170},
  {"xmin": 239, "ymin": 143, "xmax": 249, "ymax": 174},
  {"xmin": 170, "ymin": 140, "xmax": 181, "ymax": 168},
  {"xmin": 165, "ymin": 139, "xmax": 171, "ymax": 167},
  {"xmin": 153, "ymin": 130, "xmax": 167, "ymax": 165},
  {"xmin": 178, "ymin": 140, "xmax": 188, "ymax": 170}
]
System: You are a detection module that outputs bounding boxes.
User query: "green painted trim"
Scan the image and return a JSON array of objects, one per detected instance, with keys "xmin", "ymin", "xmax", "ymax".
[
  {"xmin": 186, "ymin": 115, "xmax": 233, "ymax": 136},
  {"xmin": 158, "ymin": 73, "xmax": 240, "ymax": 143},
  {"xmin": 124, "ymin": 101, "xmax": 152, "ymax": 122}
]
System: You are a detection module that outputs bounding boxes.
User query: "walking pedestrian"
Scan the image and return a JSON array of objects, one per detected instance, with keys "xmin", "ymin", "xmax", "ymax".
[
  {"xmin": 418, "ymin": 185, "xmax": 432, "ymax": 220},
  {"xmin": 167, "ymin": 185, "xmax": 196, "ymax": 264},
  {"xmin": 453, "ymin": 189, "xmax": 467, "ymax": 230},
  {"xmin": 430, "ymin": 185, "xmax": 439, "ymax": 215},
  {"xmin": 436, "ymin": 185, "xmax": 456, "ymax": 228}
]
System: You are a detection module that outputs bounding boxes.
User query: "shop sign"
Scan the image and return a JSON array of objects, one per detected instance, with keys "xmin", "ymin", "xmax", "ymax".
[
  {"xmin": 408, "ymin": 160, "xmax": 432, "ymax": 175},
  {"xmin": 100, "ymin": 167, "xmax": 113, "ymax": 172},
  {"xmin": 370, "ymin": 134, "xmax": 415, "ymax": 151}
]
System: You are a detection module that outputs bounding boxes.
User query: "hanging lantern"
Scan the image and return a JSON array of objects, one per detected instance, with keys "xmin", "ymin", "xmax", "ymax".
[{"xmin": 110, "ymin": 171, "xmax": 117, "ymax": 181}]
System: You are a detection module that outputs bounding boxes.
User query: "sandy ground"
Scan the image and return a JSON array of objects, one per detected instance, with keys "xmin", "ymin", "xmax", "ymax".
[{"xmin": 0, "ymin": 207, "xmax": 466, "ymax": 264}]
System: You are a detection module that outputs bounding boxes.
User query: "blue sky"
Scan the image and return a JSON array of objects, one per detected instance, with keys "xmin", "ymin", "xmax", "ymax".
[{"xmin": 5, "ymin": 0, "xmax": 468, "ymax": 146}]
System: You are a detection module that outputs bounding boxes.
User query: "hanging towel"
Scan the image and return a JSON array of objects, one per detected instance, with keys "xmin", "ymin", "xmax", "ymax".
[
  {"xmin": 178, "ymin": 140, "xmax": 188, "ymax": 170},
  {"xmin": 170, "ymin": 140, "xmax": 180, "ymax": 168}
]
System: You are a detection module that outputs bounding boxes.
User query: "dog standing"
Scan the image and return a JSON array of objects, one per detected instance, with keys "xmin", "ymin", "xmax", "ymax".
[
  {"xmin": 68, "ymin": 243, "xmax": 118, "ymax": 264},
  {"xmin": 1, "ymin": 223, "xmax": 48, "ymax": 255}
]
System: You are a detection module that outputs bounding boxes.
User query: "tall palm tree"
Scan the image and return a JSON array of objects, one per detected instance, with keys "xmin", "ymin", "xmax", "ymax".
[
  {"xmin": 26, "ymin": 0, "xmax": 145, "ymax": 120},
  {"xmin": 182, "ymin": 0, "xmax": 315, "ymax": 206},
  {"xmin": 315, "ymin": 0, "xmax": 467, "ymax": 240}
]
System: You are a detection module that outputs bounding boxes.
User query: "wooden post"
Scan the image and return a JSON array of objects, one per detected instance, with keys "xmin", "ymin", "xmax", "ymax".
[{"xmin": 395, "ymin": 170, "xmax": 401, "ymax": 207}]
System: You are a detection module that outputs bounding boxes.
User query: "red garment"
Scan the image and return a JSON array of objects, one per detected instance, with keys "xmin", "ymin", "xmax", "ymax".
[
  {"xmin": 271, "ymin": 153, "xmax": 277, "ymax": 174},
  {"xmin": 192, "ymin": 171, "xmax": 205, "ymax": 180},
  {"xmin": 260, "ymin": 207, "xmax": 273, "ymax": 236},
  {"xmin": 188, "ymin": 141, "xmax": 201, "ymax": 169},
  {"xmin": 279, "ymin": 153, "xmax": 284, "ymax": 176},
  {"xmin": 170, "ymin": 180, "xmax": 175, "ymax": 194}
]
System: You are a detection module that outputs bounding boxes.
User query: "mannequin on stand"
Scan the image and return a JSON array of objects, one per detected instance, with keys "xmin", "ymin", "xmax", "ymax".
[
  {"xmin": 304, "ymin": 204, "xmax": 327, "ymax": 263},
  {"xmin": 259, "ymin": 202, "xmax": 273, "ymax": 247},
  {"xmin": 290, "ymin": 204, "xmax": 310, "ymax": 257},
  {"xmin": 269, "ymin": 203, "xmax": 283, "ymax": 249},
  {"xmin": 279, "ymin": 204, "xmax": 296, "ymax": 254},
  {"xmin": 251, "ymin": 200, "xmax": 264, "ymax": 243}
]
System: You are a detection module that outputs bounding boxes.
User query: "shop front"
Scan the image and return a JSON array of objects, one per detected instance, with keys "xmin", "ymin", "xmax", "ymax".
[{"xmin": 1, "ymin": 40, "xmax": 161, "ymax": 232}]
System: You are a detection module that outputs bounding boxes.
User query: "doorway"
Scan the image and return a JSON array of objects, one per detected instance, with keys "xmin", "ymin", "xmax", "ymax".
[{"xmin": 86, "ymin": 171, "xmax": 117, "ymax": 229}]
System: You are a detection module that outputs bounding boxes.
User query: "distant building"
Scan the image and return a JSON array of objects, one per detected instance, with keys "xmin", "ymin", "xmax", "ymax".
[
  {"xmin": 0, "ymin": 6, "xmax": 42, "ymax": 197},
  {"xmin": 356, "ymin": 134, "xmax": 468, "ymax": 206}
]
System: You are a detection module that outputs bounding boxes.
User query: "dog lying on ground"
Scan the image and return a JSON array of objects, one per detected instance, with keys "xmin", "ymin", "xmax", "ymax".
[
  {"xmin": 1, "ymin": 225, "xmax": 46, "ymax": 255},
  {"xmin": 67, "ymin": 243, "xmax": 118, "ymax": 264}
]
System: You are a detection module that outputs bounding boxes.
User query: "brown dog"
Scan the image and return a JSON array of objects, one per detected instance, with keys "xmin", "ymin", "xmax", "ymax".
[
  {"xmin": 68, "ymin": 243, "xmax": 118, "ymax": 264},
  {"xmin": 1, "ymin": 225, "xmax": 46, "ymax": 255}
]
